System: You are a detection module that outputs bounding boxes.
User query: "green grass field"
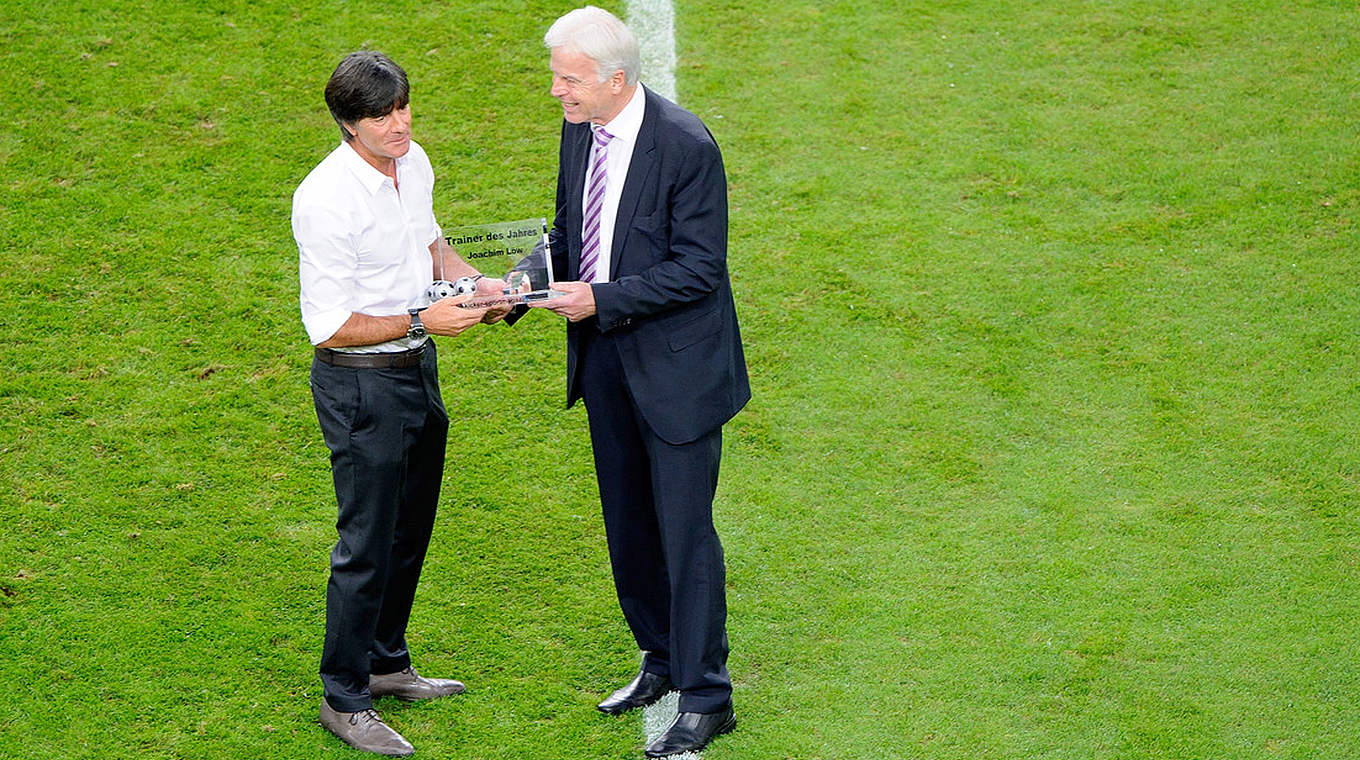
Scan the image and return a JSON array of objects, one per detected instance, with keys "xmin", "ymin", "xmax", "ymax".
[{"xmin": 2, "ymin": 1, "xmax": 1357, "ymax": 757}]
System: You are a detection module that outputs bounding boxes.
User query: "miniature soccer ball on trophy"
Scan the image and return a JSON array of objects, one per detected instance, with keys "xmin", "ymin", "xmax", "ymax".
[
  {"xmin": 425, "ymin": 276, "xmax": 480, "ymax": 303},
  {"xmin": 425, "ymin": 279, "xmax": 457, "ymax": 302},
  {"xmin": 453, "ymin": 276, "xmax": 479, "ymax": 295}
]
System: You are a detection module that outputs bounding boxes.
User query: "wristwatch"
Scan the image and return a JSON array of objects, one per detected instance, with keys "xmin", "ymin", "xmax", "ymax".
[{"xmin": 407, "ymin": 308, "xmax": 427, "ymax": 340}]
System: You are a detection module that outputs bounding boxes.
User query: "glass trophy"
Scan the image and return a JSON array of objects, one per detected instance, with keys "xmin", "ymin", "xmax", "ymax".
[{"xmin": 441, "ymin": 217, "xmax": 562, "ymax": 309}]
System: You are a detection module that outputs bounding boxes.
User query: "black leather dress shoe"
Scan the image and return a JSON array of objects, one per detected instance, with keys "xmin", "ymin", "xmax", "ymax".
[
  {"xmin": 644, "ymin": 705, "xmax": 736, "ymax": 757},
  {"xmin": 596, "ymin": 670, "xmax": 673, "ymax": 715}
]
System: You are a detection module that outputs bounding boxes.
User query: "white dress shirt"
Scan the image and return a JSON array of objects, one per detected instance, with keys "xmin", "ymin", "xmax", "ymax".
[
  {"xmin": 584, "ymin": 85, "xmax": 646, "ymax": 283},
  {"xmin": 293, "ymin": 139, "xmax": 441, "ymax": 352}
]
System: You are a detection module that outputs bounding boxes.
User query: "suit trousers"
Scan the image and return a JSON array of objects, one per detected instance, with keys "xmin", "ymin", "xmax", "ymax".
[
  {"xmin": 579, "ymin": 325, "xmax": 732, "ymax": 713},
  {"xmin": 309, "ymin": 341, "xmax": 448, "ymax": 712}
]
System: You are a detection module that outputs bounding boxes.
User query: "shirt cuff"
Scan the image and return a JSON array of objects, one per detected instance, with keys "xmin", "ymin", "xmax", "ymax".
[{"xmin": 304, "ymin": 307, "xmax": 352, "ymax": 346}]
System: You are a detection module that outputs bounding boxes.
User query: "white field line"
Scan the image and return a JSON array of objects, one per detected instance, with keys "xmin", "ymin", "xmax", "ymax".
[
  {"xmin": 628, "ymin": 0, "xmax": 677, "ymax": 102},
  {"xmin": 642, "ymin": 690, "xmax": 703, "ymax": 760},
  {"xmin": 628, "ymin": 1, "xmax": 695, "ymax": 756}
]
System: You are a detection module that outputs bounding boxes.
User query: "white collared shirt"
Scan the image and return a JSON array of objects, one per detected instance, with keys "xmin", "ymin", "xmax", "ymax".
[
  {"xmin": 584, "ymin": 84, "xmax": 646, "ymax": 283},
  {"xmin": 292, "ymin": 139, "xmax": 441, "ymax": 351}
]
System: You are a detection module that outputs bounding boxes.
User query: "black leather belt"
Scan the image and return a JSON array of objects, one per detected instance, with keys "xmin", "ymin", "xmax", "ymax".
[{"xmin": 314, "ymin": 343, "xmax": 427, "ymax": 369}]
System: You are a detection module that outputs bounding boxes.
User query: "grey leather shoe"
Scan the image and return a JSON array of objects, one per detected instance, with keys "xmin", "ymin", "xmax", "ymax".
[
  {"xmin": 319, "ymin": 699, "xmax": 414, "ymax": 757},
  {"xmin": 370, "ymin": 666, "xmax": 466, "ymax": 701}
]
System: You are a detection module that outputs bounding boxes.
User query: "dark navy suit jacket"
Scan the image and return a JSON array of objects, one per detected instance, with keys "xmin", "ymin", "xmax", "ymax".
[{"xmin": 548, "ymin": 86, "xmax": 750, "ymax": 445}]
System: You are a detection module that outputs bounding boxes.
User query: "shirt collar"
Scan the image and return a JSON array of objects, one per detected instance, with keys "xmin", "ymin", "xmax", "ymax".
[
  {"xmin": 598, "ymin": 84, "xmax": 645, "ymax": 144},
  {"xmin": 338, "ymin": 139, "xmax": 402, "ymax": 195}
]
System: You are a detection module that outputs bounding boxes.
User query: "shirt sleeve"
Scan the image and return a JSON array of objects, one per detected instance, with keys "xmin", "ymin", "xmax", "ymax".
[{"xmin": 294, "ymin": 200, "xmax": 358, "ymax": 346}]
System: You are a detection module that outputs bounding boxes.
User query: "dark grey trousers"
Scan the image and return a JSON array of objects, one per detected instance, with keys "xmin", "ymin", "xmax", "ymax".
[
  {"xmin": 578, "ymin": 328, "xmax": 732, "ymax": 714},
  {"xmin": 309, "ymin": 341, "xmax": 448, "ymax": 712}
]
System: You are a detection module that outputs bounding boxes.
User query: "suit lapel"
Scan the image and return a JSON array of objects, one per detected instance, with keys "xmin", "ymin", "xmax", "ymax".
[{"xmin": 609, "ymin": 87, "xmax": 657, "ymax": 279}]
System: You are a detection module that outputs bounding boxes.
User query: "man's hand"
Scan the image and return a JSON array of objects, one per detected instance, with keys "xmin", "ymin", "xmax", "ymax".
[
  {"xmin": 529, "ymin": 280, "xmax": 596, "ymax": 322},
  {"xmin": 422, "ymin": 294, "xmax": 488, "ymax": 336},
  {"xmin": 473, "ymin": 277, "xmax": 515, "ymax": 324}
]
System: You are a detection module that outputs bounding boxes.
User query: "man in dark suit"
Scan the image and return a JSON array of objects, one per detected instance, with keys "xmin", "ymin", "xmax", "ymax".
[{"xmin": 527, "ymin": 6, "xmax": 750, "ymax": 758}]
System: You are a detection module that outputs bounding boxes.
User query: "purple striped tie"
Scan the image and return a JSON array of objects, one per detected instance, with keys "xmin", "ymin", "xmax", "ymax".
[{"xmin": 578, "ymin": 126, "xmax": 614, "ymax": 283}]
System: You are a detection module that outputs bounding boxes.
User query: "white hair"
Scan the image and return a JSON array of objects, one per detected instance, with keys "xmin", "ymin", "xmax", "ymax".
[{"xmin": 544, "ymin": 5, "xmax": 641, "ymax": 85}]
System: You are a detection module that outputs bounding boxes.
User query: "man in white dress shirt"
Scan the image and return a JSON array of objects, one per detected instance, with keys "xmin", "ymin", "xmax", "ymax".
[{"xmin": 291, "ymin": 50, "xmax": 506, "ymax": 757}]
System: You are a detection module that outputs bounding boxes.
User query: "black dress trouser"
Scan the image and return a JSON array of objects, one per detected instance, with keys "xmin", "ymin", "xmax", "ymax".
[
  {"xmin": 578, "ymin": 326, "xmax": 733, "ymax": 714},
  {"xmin": 309, "ymin": 341, "xmax": 448, "ymax": 712}
]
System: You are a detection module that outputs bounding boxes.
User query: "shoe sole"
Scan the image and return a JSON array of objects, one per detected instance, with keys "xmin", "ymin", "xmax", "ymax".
[{"xmin": 373, "ymin": 684, "xmax": 467, "ymax": 701}]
